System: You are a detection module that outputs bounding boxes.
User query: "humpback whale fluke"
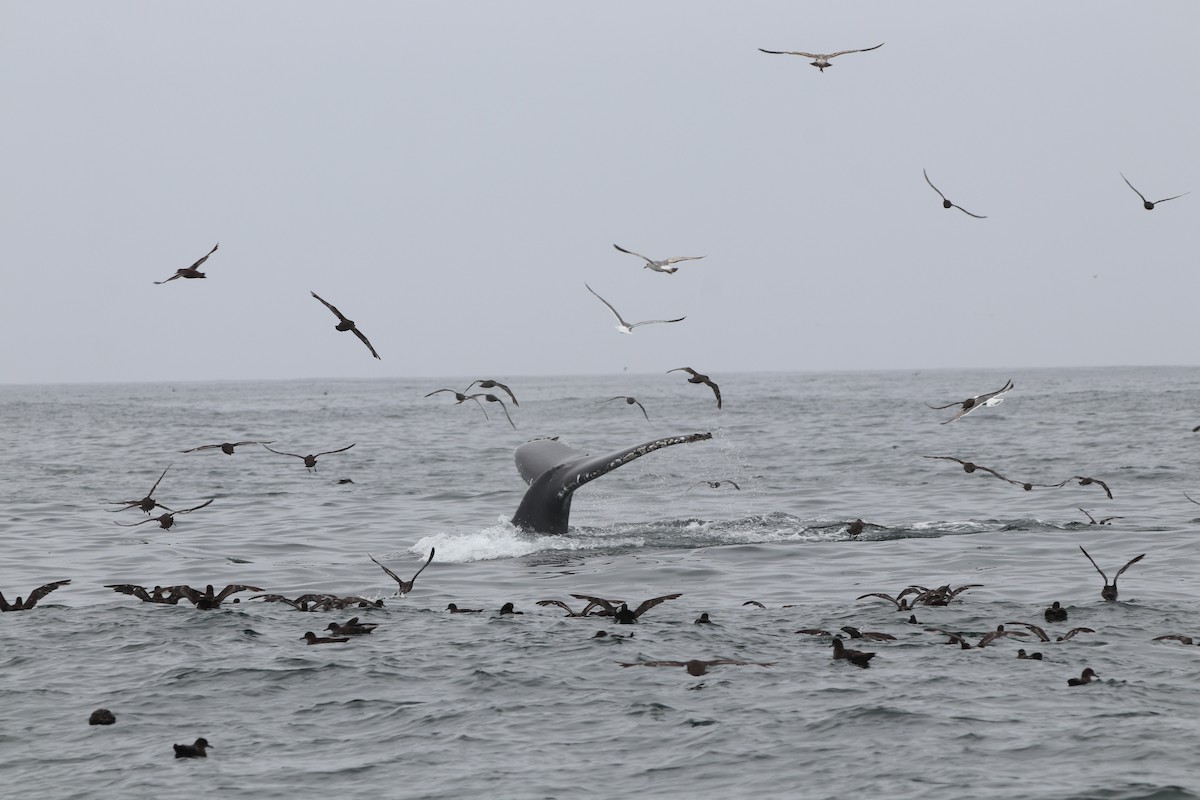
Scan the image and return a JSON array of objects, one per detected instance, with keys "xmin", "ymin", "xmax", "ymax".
[{"xmin": 511, "ymin": 432, "xmax": 713, "ymax": 534}]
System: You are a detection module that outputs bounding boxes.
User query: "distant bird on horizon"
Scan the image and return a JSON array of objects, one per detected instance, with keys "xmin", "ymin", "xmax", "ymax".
[
  {"xmin": 925, "ymin": 379, "xmax": 1012, "ymax": 423},
  {"xmin": 922, "ymin": 170, "xmax": 987, "ymax": 218},
  {"xmin": 1080, "ymin": 546, "xmax": 1145, "ymax": 601},
  {"xmin": 612, "ymin": 243, "xmax": 705, "ymax": 274},
  {"xmin": 668, "ymin": 367, "xmax": 722, "ymax": 410},
  {"xmin": 262, "ymin": 442, "xmax": 355, "ymax": 472},
  {"xmin": 155, "ymin": 243, "xmax": 218, "ymax": 284},
  {"xmin": 585, "ymin": 284, "xmax": 685, "ymax": 334},
  {"xmin": 1121, "ymin": 173, "xmax": 1189, "ymax": 210},
  {"xmin": 0, "ymin": 579, "xmax": 70, "ymax": 612},
  {"xmin": 310, "ymin": 291, "xmax": 381, "ymax": 359},
  {"xmin": 602, "ymin": 396, "xmax": 650, "ymax": 422},
  {"xmin": 465, "ymin": 379, "xmax": 519, "ymax": 406},
  {"xmin": 757, "ymin": 42, "xmax": 884, "ymax": 72},
  {"xmin": 113, "ymin": 498, "xmax": 214, "ymax": 530},
  {"xmin": 181, "ymin": 440, "xmax": 273, "ymax": 455},
  {"xmin": 369, "ymin": 548, "xmax": 435, "ymax": 596}
]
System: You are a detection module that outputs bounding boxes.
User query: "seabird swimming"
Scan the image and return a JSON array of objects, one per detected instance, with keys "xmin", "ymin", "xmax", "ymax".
[
  {"xmin": 173, "ymin": 738, "xmax": 213, "ymax": 758},
  {"xmin": 181, "ymin": 441, "xmax": 273, "ymax": 455},
  {"xmin": 112, "ymin": 498, "xmax": 214, "ymax": 530},
  {"xmin": 1120, "ymin": 173, "xmax": 1189, "ymax": 210},
  {"xmin": 922, "ymin": 170, "xmax": 987, "ymax": 218},
  {"xmin": 369, "ymin": 548, "xmax": 434, "ymax": 597},
  {"xmin": 536, "ymin": 598, "xmax": 622, "ymax": 617},
  {"xmin": 571, "ymin": 593, "xmax": 682, "ymax": 624},
  {"xmin": 1016, "ymin": 649, "xmax": 1044, "ymax": 660},
  {"xmin": 602, "ymin": 396, "xmax": 650, "ymax": 422},
  {"xmin": 619, "ymin": 659, "xmax": 771, "ymax": 676},
  {"xmin": 106, "ymin": 465, "xmax": 173, "ymax": 514},
  {"xmin": 1154, "ymin": 634, "xmax": 1195, "ymax": 645},
  {"xmin": 1079, "ymin": 508, "xmax": 1123, "ymax": 525},
  {"xmin": 612, "ymin": 243, "xmax": 705, "ymax": 274},
  {"xmin": 1079, "ymin": 546, "xmax": 1144, "ymax": 601},
  {"xmin": 104, "ymin": 583, "xmax": 186, "ymax": 605},
  {"xmin": 1067, "ymin": 668, "xmax": 1100, "ymax": 686},
  {"xmin": 839, "ymin": 626, "xmax": 896, "ymax": 642},
  {"xmin": 309, "ymin": 291, "xmax": 381, "ymax": 359},
  {"xmin": 924, "ymin": 379, "xmax": 1012, "ymax": 423},
  {"xmin": 446, "ymin": 603, "xmax": 484, "ymax": 613},
  {"xmin": 0, "ymin": 579, "xmax": 70, "ymax": 612},
  {"xmin": 302, "ymin": 631, "xmax": 350, "ymax": 645},
  {"xmin": 757, "ymin": 42, "xmax": 884, "ymax": 72},
  {"xmin": 694, "ymin": 612, "xmax": 713, "ymax": 624},
  {"xmin": 1044, "ymin": 602, "xmax": 1068, "ymax": 623},
  {"xmin": 89, "ymin": 709, "xmax": 116, "ymax": 725},
  {"xmin": 326, "ymin": 617, "xmax": 378, "ymax": 636},
  {"xmin": 262, "ymin": 442, "xmax": 355, "ymax": 472},
  {"xmin": 686, "ymin": 480, "xmax": 740, "ymax": 492},
  {"xmin": 498, "ymin": 602, "xmax": 523, "ymax": 615},
  {"xmin": 668, "ymin": 367, "xmax": 722, "ymax": 410},
  {"xmin": 155, "ymin": 243, "xmax": 218, "ymax": 284},
  {"xmin": 465, "ymin": 379, "xmax": 519, "ymax": 406},
  {"xmin": 176, "ymin": 583, "xmax": 263, "ymax": 609},
  {"xmin": 831, "ymin": 637, "xmax": 876, "ymax": 667},
  {"xmin": 585, "ymin": 283, "xmax": 685, "ymax": 334}
]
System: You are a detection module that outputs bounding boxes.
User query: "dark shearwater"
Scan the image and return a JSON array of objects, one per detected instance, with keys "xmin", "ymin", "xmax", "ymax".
[
  {"xmin": 831, "ymin": 637, "xmax": 875, "ymax": 667},
  {"xmin": 757, "ymin": 42, "xmax": 884, "ymax": 72},
  {"xmin": 1154, "ymin": 634, "xmax": 1195, "ymax": 645},
  {"xmin": 112, "ymin": 498, "xmax": 214, "ymax": 530},
  {"xmin": 921, "ymin": 170, "xmax": 988, "ymax": 219},
  {"xmin": 262, "ymin": 442, "xmax": 355, "ymax": 472},
  {"xmin": 181, "ymin": 440, "xmax": 273, "ymax": 455},
  {"xmin": 1120, "ymin": 173, "xmax": 1189, "ymax": 210},
  {"xmin": 0, "ymin": 579, "xmax": 70, "ymax": 612},
  {"xmin": 425, "ymin": 388, "xmax": 491, "ymax": 419},
  {"xmin": 104, "ymin": 583, "xmax": 186, "ymax": 605},
  {"xmin": 602, "ymin": 396, "xmax": 650, "ymax": 422},
  {"xmin": 498, "ymin": 603, "xmax": 523, "ymax": 615},
  {"xmin": 1016, "ymin": 649, "xmax": 1044, "ymax": 660},
  {"xmin": 1060, "ymin": 476, "xmax": 1114, "ymax": 500},
  {"xmin": 173, "ymin": 738, "xmax": 213, "ymax": 757},
  {"xmin": 465, "ymin": 379, "xmax": 519, "ymax": 406},
  {"xmin": 619, "ymin": 659, "xmax": 771, "ymax": 676},
  {"xmin": 686, "ymin": 480, "xmax": 740, "ymax": 492},
  {"xmin": 1079, "ymin": 508, "xmax": 1123, "ymax": 525},
  {"xmin": 326, "ymin": 617, "xmax": 378, "ymax": 636},
  {"xmin": 466, "ymin": 393, "xmax": 516, "ymax": 429},
  {"xmin": 310, "ymin": 291, "xmax": 381, "ymax": 359},
  {"xmin": 694, "ymin": 612, "xmax": 713, "ymax": 624},
  {"xmin": 106, "ymin": 465, "xmax": 172, "ymax": 514},
  {"xmin": 571, "ymin": 593, "xmax": 682, "ymax": 624},
  {"xmin": 1067, "ymin": 668, "xmax": 1100, "ymax": 686},
  {"xmin": 1079, "ymin": 546, "xmax": 1145, "ymax": 601},
  {"xmin": 585, "ymin": 283, "xmax": 685, "ymax": 334},
  {"xmin": 302, "ymin": 631, "xmax": 350, "ymax": 645},
  {"xmin": 89, "ymin": 709, "xmax": 116, "ymax": 725},
  {"xmin": 839, "ymin": 626, "xmax": 896, "ymax": 641},
  {"xmin": 176, "ymin": 583, "xmax": 264, "ymax": 610},
  {"xmin": 1044, "ymin": 601, "xmax": 1068, "ymax": 623},
  {"xmin": 446, "ymin": 603, "xmax": 484, "ymax": 613},
  {"xmin": 924, "ymin": 379, "xmax": 1012, "ymax": 422},
  {"xmin": 612, "ymin": 243, "xmax": 705, "ymax": 274},
  {"xmin": 369, "ymin": 548, "xmax": 434, "ymax": 596},
  {"xmin": 155, "ymin": 243, "xmax": 218, "ymax": 284},
  {"xmin": 536, "ymin": 598, "xmax": 620, "ymax": 617},
  {"xmin": 668, "ymin": 367, "xmax": 722, "ymax": 410}
]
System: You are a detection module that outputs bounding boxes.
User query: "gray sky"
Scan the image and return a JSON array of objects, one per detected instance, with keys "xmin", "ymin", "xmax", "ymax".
[{"xmin": 2, "ymin": 2, "xmax": 1196, "ymax": 384}]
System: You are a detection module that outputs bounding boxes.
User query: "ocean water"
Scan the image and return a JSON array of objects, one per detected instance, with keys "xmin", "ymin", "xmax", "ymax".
[{"xmin": 2, "ymin": 367, "xmax": 1200, "ymax": 800}]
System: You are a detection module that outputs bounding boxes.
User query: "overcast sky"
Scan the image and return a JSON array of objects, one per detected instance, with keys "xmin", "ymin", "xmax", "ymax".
[{"xmin": 2, "ymin": 2, "xmax": 1196, "ymax": 385}]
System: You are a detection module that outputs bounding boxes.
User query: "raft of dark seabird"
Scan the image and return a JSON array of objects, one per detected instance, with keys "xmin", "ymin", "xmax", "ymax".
[
  {"xmin": 922, "ymin": 170, "xmax": 988, "ymax": 218},
  {"xmin": 925, "ymin": 379, "xmax": 1012, "ymax": 423},
  {"xmin": 181, "ymin": 440, "xmax": 273, "ymax": 455},
  {"xmin": 510, "ymin": 432, "xmax": 712, "ymax": 534},
  {"xmin": 262, "ymin": 442, "xmax": 355, "ymax": 472},
  {"xmin": 369, "ymin": 548, "xmax": 434, "ymax": 596},
  {"xmin": 310, "ymin": 291, "xmax": 381, "ymax": 359},
  {"xmin": 173, "ymin": 738, "xmax": 213, "ymax": 758},
  {"xmin": 619, "ymin": 659, "xmax": 771, "ymax": 676},
  {"xmin": 757, "ymin": 42, "xmax": 884, "ymax": 72},
  {"xmin": 1080, "ymin": 546, "xmax": 1144, "ymax": 601},
  {"xmin": 570, "ymin": 594, "xmax": 682, "ymax": 624},
  {"xmin": 1120, "ymin": 173, "xmax": 1189, "ymax": 210},
  {"xmin": 668, "ymin": 367, "xmax": 722, "ymax": 410},
  {"xmin": 585, "ymin": 283, "xmax": 685, "ymax": 334},
  {"xmin": 612, "ymin": 243, "xmax": 705, "ymax": 274},
  {"xmin": 112, "ymin": 498, "xmax": 214, "ymax": 530},
  {"xmin": 155, "ymin": 243, "xmax": 218, "ymax": 284},
  {"xmin": 602, "ymin": 396, "xmax": 650, "ymax": 422},
  {"xmin": 0, "ymin": 579, "xmax": 70, "ymax": 612}
]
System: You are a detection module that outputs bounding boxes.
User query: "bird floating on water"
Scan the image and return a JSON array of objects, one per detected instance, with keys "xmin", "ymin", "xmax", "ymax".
[
  {"xmin": 173, "ymin": 738, "xmax": 213, "ymax": 758},
  {"xmin": 619, "ymin": 659, "xmax": 771, "ymax": 676}
]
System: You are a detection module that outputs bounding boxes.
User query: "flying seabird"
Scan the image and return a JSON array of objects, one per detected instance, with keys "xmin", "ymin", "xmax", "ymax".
[
  {"xmin": 173, "ymin": 738, "xmax": 213, "ymax": 758},
  {"xmin": 112, "ymin": 498, "xmax": 214, "ymax": 530},
  {"xmin": 0, "ymin": 579, "xmax": 70, "ymax": 612},
  {"xmin": 310, "ymin": 291, "xmax": 381, "ymax": 359},
  {"xmin": 155, "ymin": 243, "xmax": 218, "ymax": 284},
  {"xmin": 619, "ymin": 659, "xmax": 771, "ymax": 676},
  {"xmin": 181, "ymin": 441, "xmax": 273, "ymax": 455},
  {"xmin": 262, "ymin": 442, "xmax": 355, "ymax": 472},
  {"xmin": 1004, "ymin": 621, "xmax": 1095, "ymax": 643},
  {"xmin": 465, "ymin": 379, "xmax": 519, "ymax": 406},
  {"xmin": 1080, "ymin": 546, "xmax": 1144, "ymax": 601},
  {"xmin": 585, "ymin": 283, "xmax": 685, "ymax": 334},
  {"xmin": 757, "ymin": 42, "xmax": 884, "ymax": 72},
  {"xmin": 1121, "ymin": 173, "xmax": 1189, "ymax": 210},
  {"xmin": 570, "ymin": 593, "xmax": 682, "ymax": 624},
  {"xmin": 1059, "ymin": 476, "xmax": 1114, "ymax": 500},
  {"xmin": 466, "ymin": 393, "xmax": 516, "ymax": 429},
  {"xmin": 922, "ymin": 170, "xmax": 987, "ymax": 218},
  {"xmin": 175, "ymin": 583, "xmax": 263, "ymax": 609},
  {"xmin": 686, "ymin": 479, "xmax": 741, "ymax": 492},
  {"xmin": 425, "ymin": 388, "xmax": 490, "ymax": 419},
  {"xmin": 612, "ymin": 243, "xmax": 705, "ymax": 274},
  {"xmin": 1154, "ymin": 634, "xmax": 1195, "ymax": 645},
  {"xmin": 1068, "ymin": 668, "xmax": 1100, "ymax": 686},
  {"xmin": 668, "ymin": 367, "xmax": 722, "ymax": 409},
  {"xmin": 535, "ymin": 598, "xmax": 620, "ymax": 617},
  {"xmin": 1079, "ymin": 508, "xmax": 1123, "ymax": 525},
  {"xmin": 923, "ymin": 455, "xmax": 1028, "ymax": 487},
  {"xmin": 106, "ymin": 465, "xmax": 172, "ymax": 514},
  {"xmin": 602, "ymin": 396, "xmax": 650, "ymax": 422},
  {"xmin": 924, "ymin": 379, "xmax": 1012, "ymax": 423},
  {"xmin": 104, "ymin": 584, "xmax": 186, "ymax": 605},
  {"xmin": 369, "ymin": 548, "xmax": 434, "ymax": 596},
  {"xmin": 499, "ymin": 602, "xmax": 523, "ymax": 615}
]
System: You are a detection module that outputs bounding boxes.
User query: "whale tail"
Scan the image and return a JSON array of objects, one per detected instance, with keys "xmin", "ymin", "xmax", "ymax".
[{"xmin": 511, "ymin": 433, "xmax": 712, "ymax": 534}]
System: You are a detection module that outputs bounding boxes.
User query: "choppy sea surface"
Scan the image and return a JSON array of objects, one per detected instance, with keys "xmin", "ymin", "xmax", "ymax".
[{"xmin": 3, "ymin": 367, "xmax": 1200, "ymax": 800}]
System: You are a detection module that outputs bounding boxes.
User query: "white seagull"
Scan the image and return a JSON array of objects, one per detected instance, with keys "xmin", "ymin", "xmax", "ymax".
[
  {"xmin": 585, "ymin": 284, "xmax": 685, "ymax": 335},
  {"xmin": 757, "ymin": 42, "xmax": 884, "ymax": 72},
  {"xmin": 612, "ymin": 243, "xmax": 704, "ymax": 274}
]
